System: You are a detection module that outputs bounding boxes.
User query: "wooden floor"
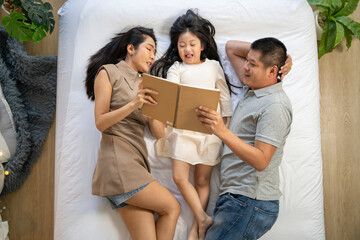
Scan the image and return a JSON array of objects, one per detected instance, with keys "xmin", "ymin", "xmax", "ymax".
[
  {"xmin": 319, "ymin": 7, "xmax": 360, "ymax": 240},
  {"xmin": 0, "ymin": 0, "xmax": 63, "ymax": 239},
  {"xmin": 0, "ymin": 2, "xmax": 359, "ymax": 240}
]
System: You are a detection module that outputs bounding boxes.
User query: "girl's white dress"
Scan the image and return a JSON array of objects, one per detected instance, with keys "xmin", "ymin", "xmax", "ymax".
[{"xmin": 155, "ymin": 59, "xmax": 232, "ymax": 166}]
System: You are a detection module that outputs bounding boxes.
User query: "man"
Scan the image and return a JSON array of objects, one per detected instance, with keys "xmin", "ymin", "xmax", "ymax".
[{"xmin": 197, "ymin": 37, "xmax": 293, "ymax": 240}]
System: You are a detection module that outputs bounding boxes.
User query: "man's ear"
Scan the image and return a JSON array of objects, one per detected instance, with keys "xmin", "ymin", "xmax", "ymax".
[
  {"xmin": 269, "ymin": 65, "xmax": 279, "ymax": 78},
  {"xmin": 127, "ymin": 44, "xmax": 135, "ymax": 56}
]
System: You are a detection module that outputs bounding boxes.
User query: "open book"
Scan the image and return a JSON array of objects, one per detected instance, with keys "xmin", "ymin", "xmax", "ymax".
[{"xmin": 141, "ymin": 73, "xmax": 220, "ymax": 134}]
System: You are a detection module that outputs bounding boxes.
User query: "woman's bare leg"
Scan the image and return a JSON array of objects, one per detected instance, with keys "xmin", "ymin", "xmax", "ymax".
[
  {"xmin": 172, "ymin": 160, "xmax": 212, "ymax": 240},
  {"xmin": 124, "ymin": 180, "xmax": 181, "ymax": 240},
  {"xmin": 119, "ymin": 205, "xmax": 156, "ymax": 240}
]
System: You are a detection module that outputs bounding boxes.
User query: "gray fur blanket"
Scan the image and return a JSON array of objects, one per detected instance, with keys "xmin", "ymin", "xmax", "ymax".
[{"xmin": 0, "ymin": 26, "xmax": 57, "ymax": 196}]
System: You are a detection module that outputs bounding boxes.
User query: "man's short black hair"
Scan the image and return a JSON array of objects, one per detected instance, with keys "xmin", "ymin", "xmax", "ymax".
[{"xmin": 251, "ymin": 37, "xmax": 287, "ymax": 80}]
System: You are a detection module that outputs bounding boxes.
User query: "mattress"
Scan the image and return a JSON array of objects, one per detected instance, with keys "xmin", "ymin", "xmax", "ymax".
[{"xmin": 55, "ymin": 0, "xmax": 325, "ymax": 239}]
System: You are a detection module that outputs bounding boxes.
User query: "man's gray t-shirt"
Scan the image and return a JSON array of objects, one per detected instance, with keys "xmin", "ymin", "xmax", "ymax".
[{"xmin": 220, "ymin": 82, "xmax": 292, "ymax": 201}]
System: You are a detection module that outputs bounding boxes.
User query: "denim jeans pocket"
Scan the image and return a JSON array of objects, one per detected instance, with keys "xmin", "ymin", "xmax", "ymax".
[
  {"xmin": 227, "ymin": 193, "xmax": 248, "ymax": 207},
  {"xmin": 244, "ymin": 201, "xmax": 279, "ymax": 240},
  {"xmin": 213, "ymin": 193, "xmax": 246, "ymax": 216}
]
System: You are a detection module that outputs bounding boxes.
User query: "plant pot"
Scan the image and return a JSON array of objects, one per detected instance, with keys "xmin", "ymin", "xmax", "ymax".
[
  {"xmin": 314, "ymin": 10, "xmax": 323, "ymax": 41},
  {"xmin": 1, "ymin": 4, "xmax": 10, "ymax": 14},
  {"xmin": 1, "ymin": 1, "xmax": 22, "ymax": 15}
]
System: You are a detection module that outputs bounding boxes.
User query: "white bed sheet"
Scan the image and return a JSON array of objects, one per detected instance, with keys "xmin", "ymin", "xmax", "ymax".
[{"xmin": 55, "ymin": 0, "xmax": 325, "ymax": 239}]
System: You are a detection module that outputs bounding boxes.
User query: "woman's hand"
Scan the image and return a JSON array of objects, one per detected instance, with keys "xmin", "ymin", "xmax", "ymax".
[
  {"xmin": 196, "ymin": 106, "xmax": 229, "ymax": 138},
  {"xmin": 133, "ymin": 81, "xmax": 158, "ymax": 109},
  {"xmin": 279, "ymin": 54, "xmax": 292, "ymax": 80}
]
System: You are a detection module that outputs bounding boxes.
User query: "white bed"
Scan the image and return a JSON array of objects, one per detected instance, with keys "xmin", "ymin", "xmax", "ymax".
[{"xmin": 55, "ymin": 0, "xmax": 325, "ymax": 239}]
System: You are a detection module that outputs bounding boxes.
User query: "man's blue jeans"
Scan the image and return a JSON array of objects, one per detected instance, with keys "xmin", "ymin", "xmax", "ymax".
[{"xmin": 205, "ymin": 193, "xmax": 279, "ymax": 240}]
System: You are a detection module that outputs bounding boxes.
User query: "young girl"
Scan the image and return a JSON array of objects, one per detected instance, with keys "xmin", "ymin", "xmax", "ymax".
[
  {"xmin": 151, "ymin": 10, "xmax": 232, "ymax": 240},
  {"xmin": 85, "ymin": 27, "xmax": 180, "ymax": 240}
]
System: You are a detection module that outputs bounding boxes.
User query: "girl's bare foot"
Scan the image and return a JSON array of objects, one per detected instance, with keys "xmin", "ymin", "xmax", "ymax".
[
  {"xmin": 188, "ymin": 220, "xmax": 198, "ymax": 240},
  {"xmin": 198, "ymin": 215, "xmax": 212, "ymax": 240}
]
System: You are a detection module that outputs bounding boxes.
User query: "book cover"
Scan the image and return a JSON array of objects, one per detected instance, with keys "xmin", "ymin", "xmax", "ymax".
[{"xmin": 141, "ymin": 73, "xmax": 220, "ymax": 134}]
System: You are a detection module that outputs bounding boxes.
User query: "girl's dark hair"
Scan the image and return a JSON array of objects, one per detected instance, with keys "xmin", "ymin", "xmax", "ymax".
[
  {"xmin": 150, "ymin": 9, "xmax": 235, "ymax": 93},
  {"xmin": 85, "ymin": 26, "xmax": 157, "ymax": 100}
]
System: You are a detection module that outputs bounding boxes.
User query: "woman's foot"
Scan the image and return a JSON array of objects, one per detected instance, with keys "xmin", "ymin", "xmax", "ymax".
[
  {"xmin": 198, "ymin": 214, "xmax": 212, "ymax": 240},
  {"xmin": 188, "ymin": 221, "xmax": 198, "ymax": 240}
]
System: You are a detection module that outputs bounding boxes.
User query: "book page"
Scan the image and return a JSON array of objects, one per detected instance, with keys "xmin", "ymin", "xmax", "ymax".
[
  {"xmin": 175, "ymin": 84, "xmax": 220, "ymax": 134},
  {"xmin": 141, "ymin": 73, "xmax": 179, "ymax": 127}
]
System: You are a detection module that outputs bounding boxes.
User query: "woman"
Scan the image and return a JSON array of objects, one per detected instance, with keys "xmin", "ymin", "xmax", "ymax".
[{"xmin": 85, "ymin": 26, "xmax": 180, "ymax": 240}]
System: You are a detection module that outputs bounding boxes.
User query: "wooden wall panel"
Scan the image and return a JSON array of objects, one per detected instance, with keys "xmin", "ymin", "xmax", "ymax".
[
  {"xmin": 319, "ymin": 7, "xmax": 360, "ymax": 240},
  {"xmin": 0, "ymin": 0, "xmax": 65, "ymax": 239},
  {"xmin": 0, "ymin": 2, "xmax": 359, "ymax": 240}
]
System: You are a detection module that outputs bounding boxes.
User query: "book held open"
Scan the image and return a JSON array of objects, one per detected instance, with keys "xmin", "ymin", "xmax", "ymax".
[{"xmin": 141, "ymin": 73, "xmax": 220, "ymax": 134}]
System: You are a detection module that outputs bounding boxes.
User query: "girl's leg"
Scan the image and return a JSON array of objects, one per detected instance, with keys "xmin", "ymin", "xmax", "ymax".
[
  {"xmin": 172, "ymin": 159, "xmax": 212, "ymax": 240},
  {"xmin": 194, "ymin": 164, "xmax": 213, "ymax": 239},
  {"xmin": 194, "ymin": 164, "xmax": 213, "ymax": 211},
  {"xmin": 124, "ymin": 180, "xmax": 181, "ymax": 240},
  {"xmin": 188, "ymin": 164, "xmax": 213, "ymax": 240},
  {"xmin": 188, "ymin": 220, "xmax": 199, "ymax": 240},
  {"xmin": 119, "ymin": 205, "xmax": 156, "ymax": 240}
]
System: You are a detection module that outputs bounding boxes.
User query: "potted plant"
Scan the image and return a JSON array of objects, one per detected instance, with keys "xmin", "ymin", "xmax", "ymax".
[
  {"xmin": 308, "ymin": 0, "xmax": 360, "ymax": 58},
  {"xmin": 0, "ymin": 0, "xmax": 55, "ymax": 43}
]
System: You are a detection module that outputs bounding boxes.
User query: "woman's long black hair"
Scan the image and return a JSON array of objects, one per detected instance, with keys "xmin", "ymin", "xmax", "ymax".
[
  {"xmin": 85, "ymin": 27, "xmax": 157, "ymax": 100},
  {"xmin": 150, "ymin": 9, "xmax": 235, "ymax": 93}
]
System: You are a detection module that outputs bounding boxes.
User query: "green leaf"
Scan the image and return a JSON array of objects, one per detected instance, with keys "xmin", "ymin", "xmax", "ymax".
[
  {"xmin": 336, "ymin": 15, "xmax": 360, "ymax": 39},
  {"xmin": 1, "ymin": 12, "xmax": 33, "ymax": 41},
  {"xmin": 329, "ymin": 0, "xmax": 344, "ymax": 15},
  {"xmin": 334, "ymin": 21, "xmax": 345, "ymax": 47},
  {"xmin": 47, "ymin": 11, "xmax": 55, "ymax": 33},
  {"xmin": 49, "ymin": 17, "xmax": 55, "ymax": 34},
  {"xmin": 0, "ymin": 0, "xmax": 5, "ymax": 6},
  {"xmin": 343, "ymin": 26, "xmax": 353, "ymax": 49},
  {"xmin": 318, "ymin": 20, "xmax": 337, "ymax": 58},
  {"xmin": 335, "ymin": 0, "xmax": 360, "ymax": 16},
  {"xmin": 308, "ymin": 0, "xmax": 343, "ymax": 14},
  {"xmin": 317, "ymin": 6, "xmax": 330, "ymax": 16},
  {"xmin": 20, "ymin": 0, "xmax": 49, "ymax": 27},
  {"xmin": 19, "ymin": 0, "xmax": 55, "ymax": 35},
  {"xmin": 12, "ymin": 0, "xmax": 21, "ymax": 6},
  {"xmin": 307, "ymin": 0, "xmax": 331, "ymax": 8},
  {"xmin": 32, "ymin": 25, "xmax": 47, "ymax": 43},
  {"xmin": 43, "ymin": 2, "xmax": 53, "ymax": 11}
]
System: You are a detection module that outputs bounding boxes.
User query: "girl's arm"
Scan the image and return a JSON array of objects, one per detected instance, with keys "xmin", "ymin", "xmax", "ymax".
[
  {"xmin": 148, "ymin": 118, "xmax": 164, "ymax": 139},
  {"xmin": 166, "ymin": 61, "xmax": 181, "ymax": 83},
  {"xmin": 94, "ymin": 69, "xmax": 157, "ymax": 132},
  {"xmin": 224, "ymin": 116, "xmax": 231, "ymax": 128}
]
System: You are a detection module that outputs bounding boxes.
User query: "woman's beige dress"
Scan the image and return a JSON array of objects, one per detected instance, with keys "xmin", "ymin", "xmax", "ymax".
[{"xmin": 92, "ymin": 61, "xmax": 154, "ymax": 197}]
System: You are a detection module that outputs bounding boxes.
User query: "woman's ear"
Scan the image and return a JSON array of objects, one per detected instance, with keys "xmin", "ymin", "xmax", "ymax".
[{"xmin": 127, "ymin": 44, "xmax": 135, "ymax": 56}]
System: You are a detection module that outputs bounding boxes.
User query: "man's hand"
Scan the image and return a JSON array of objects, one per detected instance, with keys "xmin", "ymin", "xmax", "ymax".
[
  {"xmin": 196, "ymin": 106, "xmax": 228, "ymax": 138},
  {"xmin": 279, "ymin": 54, "xmax": 292, "ymax": 80}
]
